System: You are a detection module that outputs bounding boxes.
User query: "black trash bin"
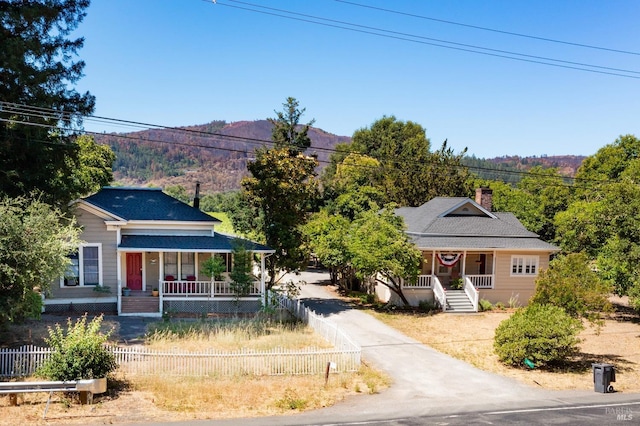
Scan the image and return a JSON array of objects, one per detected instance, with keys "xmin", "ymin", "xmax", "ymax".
[{"xmin": 592, "ymin": 363, "xmax": 616, "ymax": 393}]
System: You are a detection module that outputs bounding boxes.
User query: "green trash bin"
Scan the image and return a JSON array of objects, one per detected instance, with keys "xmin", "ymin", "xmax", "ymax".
[{"xmin": 592, "ymin": 363, "xmax": 615, "ymax": 393}]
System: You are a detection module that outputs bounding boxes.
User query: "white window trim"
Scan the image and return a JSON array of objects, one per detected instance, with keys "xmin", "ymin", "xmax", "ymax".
[
  {"xmin": 510, "ymin": 255, "xmax": 539, "ymax": 276},
  {"xmin": 60, "ymin": 243, "xmax": 103, "ymax": 288}
]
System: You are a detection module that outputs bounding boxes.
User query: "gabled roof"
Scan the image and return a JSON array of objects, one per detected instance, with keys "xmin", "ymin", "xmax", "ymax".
[
  {"xmin": 395, "ymin": 197, "xmax": 559, "ymax": 251},
  {"xmin": 81, "ymin": 187, "xmax": 220, "ymax": 223}
]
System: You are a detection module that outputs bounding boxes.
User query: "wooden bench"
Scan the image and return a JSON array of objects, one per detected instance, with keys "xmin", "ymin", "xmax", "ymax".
[{"xmin": 0, "ymin": 378, "xmax": 106, "ymax": 417}]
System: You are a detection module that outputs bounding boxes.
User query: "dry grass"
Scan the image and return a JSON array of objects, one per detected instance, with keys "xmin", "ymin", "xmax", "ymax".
[
  {"xmin": 0, "ymin": 365, "xmax": 389, "ymax": 425},
  {"xmin": 0, "ymin": 316, "xmax": 389, "ymax": 424},
  {"xmin": 144, "ymin": 319, "xmax": 333, "ymax": 351},
  {"xmin": 371, "ymin": 303, "xmax": 640, "ymax": 392}
]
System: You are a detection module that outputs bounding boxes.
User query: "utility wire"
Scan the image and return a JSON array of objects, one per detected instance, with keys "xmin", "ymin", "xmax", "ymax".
[
  {"xmin": 210, "ymin": 0, "xmax": 640, "ymax": 79},
  {"xmin": 335, "ymin": 0, "xmax": 640, "ymax": 57},
  {"xmin": 1, "ymin": 101, "xmax": 619, "ymax": 190}
]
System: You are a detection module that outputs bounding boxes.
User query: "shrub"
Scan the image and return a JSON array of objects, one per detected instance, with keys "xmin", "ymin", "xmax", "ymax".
[
  {"xmin": 417, "ymin": 299, "xmax": 438, "ymax": 313},
  {"xmin": 37, "ymin": 314, "xmax": 117, "ymax": 380},
  {"xmin": 629, "ymin": 281, "xmax": 640, "ymax": 313},
  {"xmin": 493, "ymin": 304, "xmax": 583, "ymax": 368},
  {"xmin": 531, "ymin": 253, "xmax": 612, "ymax": 326},
  {"xmin": 478, "ymin": 299, "xmax": 493, "ymax": 312}
]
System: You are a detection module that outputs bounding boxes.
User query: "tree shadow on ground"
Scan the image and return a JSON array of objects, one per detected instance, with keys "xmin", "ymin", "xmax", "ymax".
[
  {"xmin": 610, "ymin": 302, "xmax": 639, "ymax": 325},
  {"xmin": 542, "ymin": 352, "xmax": 635, "ymax": 374}
]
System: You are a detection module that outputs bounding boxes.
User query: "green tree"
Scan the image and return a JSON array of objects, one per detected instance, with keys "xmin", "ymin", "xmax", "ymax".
[
  {"xmin": 269, "ymin": 97, "xmax": 315, "ymax": 153},
  {"xmin": 301, "ymin": 210, "xmax": 352, "ymax": 288},
  {"xmin": 530, "ymin": 253, "xmax": 612, "ymax": 326},
  {"xmin": 514, "ymin": 167, "xmax": 571, "ymax": 241},
  {"xmin": 164, "ymin": 184, "xmax": 191, "ymax": 204},
  {"xmin": 0, "ymin": 196, "xmax": 81, "ymax": 324},
  {"xmin": 347, "ymin": 207, "xmax": 421, "ymax": 306},
  {"xmin": 574, "ymin": 135, "xmax": 640, "ymax": 196},
  {"xmin": 325, "ymin": 117, "xmax": 469, "ymax": 207},
  {"xmin": 59, "ymin": 135, "xmax": 115, "ymax": 200},
  {"xmin": 241, "ymin": 147, "xmax": 319, "ymax": 288},
  {"xmin": 229, "ymin": 241, "xmax": 254, "ymax": 300},
  {"xmin": 0, "ymin": 0, "xmax": 97, "ymax": 207}
]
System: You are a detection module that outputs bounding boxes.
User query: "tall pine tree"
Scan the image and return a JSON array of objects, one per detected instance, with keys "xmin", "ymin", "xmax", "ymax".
[{"xmin": 0, "ymin": 0, "xmax": 105, "ymax": 206}]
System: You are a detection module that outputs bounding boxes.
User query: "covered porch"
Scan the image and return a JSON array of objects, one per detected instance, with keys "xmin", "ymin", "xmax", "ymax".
[
  {"xmin": 116, "ymin": 234, "xmax": 273, "ymax": 316},
  {"xmin": 403, "ymin": 250, "xmax": 496, "ymax": 290}
]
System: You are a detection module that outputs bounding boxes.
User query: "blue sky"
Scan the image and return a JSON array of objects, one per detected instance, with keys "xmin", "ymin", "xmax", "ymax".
[{"xmin": 75, "ymin": 0, "xmax": 640, "ymax": 158}]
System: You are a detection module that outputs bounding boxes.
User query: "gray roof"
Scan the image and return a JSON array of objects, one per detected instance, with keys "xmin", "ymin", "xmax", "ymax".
[
  {"xmin": 119, "ymin": 234, "xmax": 273, "ymax": 253},
  {"xmin": 409, "ymin": 236, "xmax": 559, "ymax": 251},
  {"xmin": 83, "ymin": 187, "xmax": 219, "ymax": 222},
  {"xmin": 397, "ymin": 197, "xmax": 559, "ymax": 251}
]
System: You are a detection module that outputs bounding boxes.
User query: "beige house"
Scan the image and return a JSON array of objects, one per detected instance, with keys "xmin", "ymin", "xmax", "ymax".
[
  {"xmin": 376, "ymin": 188, "xmax": 559, "ymax": 312},
  {"xmin": 44, "ymin": 187, "xmax": 274, "ymax": 317}
]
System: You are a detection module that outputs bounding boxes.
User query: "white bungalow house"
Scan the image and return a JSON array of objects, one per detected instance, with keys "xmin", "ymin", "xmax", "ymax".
[
  {"xmin": 44, "ymin": 187, "xmax": 274, "ymax": 317},
  {"xmin": 375, "ymin": 188, "xmax": 560, "ymax": 312}
]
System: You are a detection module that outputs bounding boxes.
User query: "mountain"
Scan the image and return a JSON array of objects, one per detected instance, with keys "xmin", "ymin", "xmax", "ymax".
[
  {"xmin": 95, "ymin": 120, "xmax": 351, "ymax": 193},
  {"xmin": 95, "ymin": 120, "xmax": 586, "ymax": 193}
]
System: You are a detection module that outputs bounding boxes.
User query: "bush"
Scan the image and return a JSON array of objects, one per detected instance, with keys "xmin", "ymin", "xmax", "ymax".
[
  {"xmin": 479, "ymin": 299, "xmax": 493, "ymax": 312},
  {"xmin": 493, "ymin": 304, "xmax": 583, "ymax": 368},
  {"xmin": 37, "ymin": 314, "xmax": 117, "ymax": 380},
  {"xmin": 418, "ymin": 299, "xmax": 438, "ymax": 313}
]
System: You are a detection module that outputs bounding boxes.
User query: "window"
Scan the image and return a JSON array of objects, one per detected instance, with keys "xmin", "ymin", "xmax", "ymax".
[
  {"xmin": 62, "ymin": 244, "xmax": 102, "ymax": 287},
  {"xmin": 181, "ymin": 252, "xmax": 195, "ymax": 280},
  {"xmin": 511, "ymin": 256, "xmax": 539, "ymax": 276},
  {"xmin": 164, "ymin": 252, "xmax": 198, "ymax": 280},
  {"xmin": 164, "ymin": 252, "xmax": 178, "ymax": 279}
]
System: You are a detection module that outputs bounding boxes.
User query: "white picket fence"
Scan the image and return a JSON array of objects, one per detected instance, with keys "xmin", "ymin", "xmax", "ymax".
[
  {"xmin": 272, "ymin": 293, "xmax": 360, "ymax": 353},
  {"xmin": 0, "ymin": 296, "xmax": 361, "ymax": 378}
]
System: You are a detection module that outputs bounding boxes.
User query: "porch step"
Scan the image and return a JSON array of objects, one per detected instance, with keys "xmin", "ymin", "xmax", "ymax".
[
  {"xmin": 121, "ymin": 294, "xmax": 160, "ymax": 314},
  {"xmin": 444, "ymin": 290, "xmax": 476, "ymax": 313}
]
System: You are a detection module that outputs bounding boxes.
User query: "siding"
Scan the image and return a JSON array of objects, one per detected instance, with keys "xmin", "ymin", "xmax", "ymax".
[
  {"xmin": 49, "ymin": 207, "xmax": 118, "ymax": 299},
  {"xmin": 478, "ymin": 250, "xmax": 551, "ymax": 306}
]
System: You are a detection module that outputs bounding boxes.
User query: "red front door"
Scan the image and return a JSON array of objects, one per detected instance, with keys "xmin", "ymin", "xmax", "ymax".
[{"xmin": 126, "ymin": 253, "xmax": 143, "ymax": 291}]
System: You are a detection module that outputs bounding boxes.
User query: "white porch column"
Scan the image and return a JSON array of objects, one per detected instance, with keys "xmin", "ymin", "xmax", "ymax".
[
  {"xmin": 260, "ymin": 253, "xmax": 266, "ymax": 306},
  {"xmin": 462, "ymin": 250, "xmax": 467, "ymax": 277},
  {"xmin": 116, "ymin": 251, "xmax": 122, "ymax": 315},
  {"xmin": 431, "ymin": 250, "xmax": 436, "ymax": 279}
]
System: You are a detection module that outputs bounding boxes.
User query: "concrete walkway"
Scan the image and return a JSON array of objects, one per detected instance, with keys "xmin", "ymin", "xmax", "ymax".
[{"xmin": 258, "ymin": 269, "xmax": 632, "ymax": 424}]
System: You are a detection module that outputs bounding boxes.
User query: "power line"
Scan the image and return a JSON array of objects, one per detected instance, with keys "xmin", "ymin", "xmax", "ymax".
[
  {"xmin": 210, "ymin": 0, "xmax": 640, "ymax": 79},
  {"xmin": 1, "ymin": 101, "xmax": 618, "ymax": 190},
  {"xmin": 334, "ymin": 0, "xmax": 640, "ymax": 57}
]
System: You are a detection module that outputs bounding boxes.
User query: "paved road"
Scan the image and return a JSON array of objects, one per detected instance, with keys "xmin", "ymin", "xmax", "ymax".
[{"xmin": 150, "ymin": 269, "xmax": 640, "ymax": 425}]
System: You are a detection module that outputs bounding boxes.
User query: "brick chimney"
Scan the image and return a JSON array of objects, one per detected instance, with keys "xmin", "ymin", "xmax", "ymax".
[{"xmin": 475, "ymin": 187, "xmax": 493, "ymax": 212}]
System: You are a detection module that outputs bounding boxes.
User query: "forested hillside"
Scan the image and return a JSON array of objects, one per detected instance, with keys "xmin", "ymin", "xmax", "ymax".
[
  {"xmin": 95, "ymin": 120, "xmax": 350, "ymax": 193},
  {"xmin": 463, "ymin": 155, "xmax": 585, "ymax": 184},
  {"xmin": 95, "ymin": 120, "xmax": 584, "ymax": 192}
]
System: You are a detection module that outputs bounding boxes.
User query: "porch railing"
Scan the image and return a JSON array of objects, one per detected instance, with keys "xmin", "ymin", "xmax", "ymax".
[
  {"xmin": 432, "ymin": 276, "xmax": 446, "ymax": 312},
  {"xmin": 466, "ymin": 274, "xmax": 494, "ymax": 289},
  {"xmin": 463, "ymin": 277, "xmax": 479, "ymax": 312},
  {"xmin": 161, "ymin": 280, "xmax": 261, "ymax": 297},
  {"xmin": 402, "ymin": 274, "xmax": 432, "ymax": 289}
]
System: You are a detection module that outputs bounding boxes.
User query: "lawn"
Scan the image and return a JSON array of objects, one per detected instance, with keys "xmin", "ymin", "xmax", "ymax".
[
  {"xmin": 370, "ymin": 297, "xmax": 640, "ymax": 392},
  {"xmin": 0, "ymin": 316, "xmax": 389, "ymax": 425}
]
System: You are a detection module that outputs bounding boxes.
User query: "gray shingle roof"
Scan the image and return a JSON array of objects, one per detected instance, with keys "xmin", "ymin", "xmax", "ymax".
[
  {"xmin": 397, "ymin": 197, "xmax": 559, "ymax": 251},
  {"xmin": 83, "ymin": 187, "xmax": 219, "ymax": 222},
  {"xmin": 119, "ymin": 234, "xmax": 273, "ymax": 253},
  {"xmin": 409, "ymin": 236, "xmax": 559, "ymax": 251}
]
